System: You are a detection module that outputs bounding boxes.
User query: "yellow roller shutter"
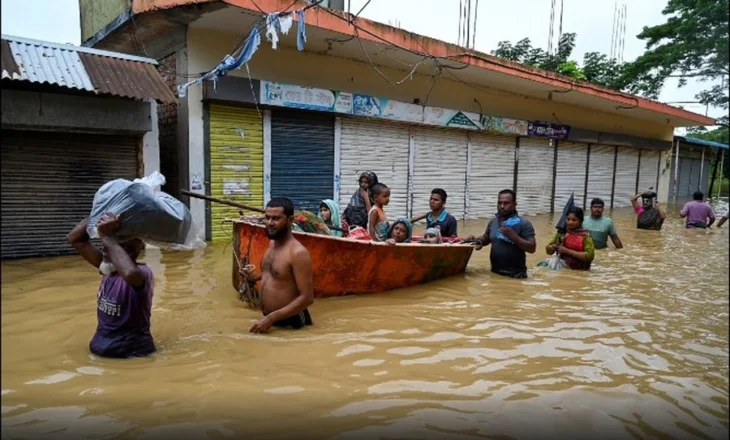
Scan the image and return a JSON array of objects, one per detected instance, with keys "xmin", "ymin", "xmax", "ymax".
[{"xmin": 209, "ymin": 104, "xmax": 264, "ymax": 242}]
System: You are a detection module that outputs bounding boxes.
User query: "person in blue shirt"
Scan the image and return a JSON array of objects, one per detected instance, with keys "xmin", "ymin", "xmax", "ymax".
[{"xmin": 411, "ymin": 188, "xmax": 458, "ymax": 237}]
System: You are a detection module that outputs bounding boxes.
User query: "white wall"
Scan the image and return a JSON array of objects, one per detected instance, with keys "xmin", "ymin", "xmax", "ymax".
[{"xmin": 142, "ymin": 100, "xmax": 161, "ymax": 177}]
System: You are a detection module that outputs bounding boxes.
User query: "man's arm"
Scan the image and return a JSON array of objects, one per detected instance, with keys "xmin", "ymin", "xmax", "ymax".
[
  {"xmin": 656, "ymin": 202, "xmax": 667, "ymax": 220},
  {"xmin": 679, "ymin": 202, "xmax": 689, "ymax": 218},
  {"xmin": 610, "ymin": 234, "xmax": 624, "ymax": 249},
  {"xmin": 67, "ymin": 218, "xmax": 102, "ymax": 269},
  {"xmin": 608, "ymin": 220, "xmax": 623, "ymax": 249},
  {"xmin": 631, "ymin": 194, "xmax": 641, "ymax": 209},
  {"xmin": 101, "ymin": 237, "xmax": 146, "ymax": 288},
  {"xmin": 464, "ymin": 221, "xmax": 492, "ymax": 250},
  {"xmin": 444, "ymin": 217, "xmax": 458, "ymax": 237},
  {"xmin": 717, "ymin": 215, "xmax": 728, "ymax": 228},
  {"xmin": 501, "ymin": 221, "xmax": 537, "ymax": 254},
  {"xmin": 410, "ymin": 213, "xmax": 428, "ymax": 224}
]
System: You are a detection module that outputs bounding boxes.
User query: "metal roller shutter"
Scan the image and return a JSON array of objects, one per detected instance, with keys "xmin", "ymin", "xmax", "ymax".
[
  {"xmin": 516, "ymin": 137, "xmax": 554, "ymax": 215},
  {"xmin": 700, "ymin": 158, "xmax": 711, "ymax": 194},
  {"xmin": 412, "ymin": 127, "xmax": 468, "ymax": 219},
  {"xmin": 678, "ymin": 157, "xmax": 693, "ymax": 197},
  {"xmin": 1, "ymin": 130, "xmax": 138, "ymax": 259},
  {"xmin": 208, "ymin": 104, "xmax": 264, "ymax": 243},
  {"xmin": 555, "ymin": 141, "xmax": 588, "ymax": 210},
  {"xmin": 586, "ymin": 145, "xmax": 615, "ymax": 208},
  {"xmin": 271, "ymin": 110, "xmax": 334, "ymax": 212},
  {"xmin": 339, "ymin": 118, "xmax": 410, "ymax": 218},
  {"xmin": 613, "ymin": 147, "xmax": 639, "ymax": 207},
  {"xmin": 637, "ymin": 150, "xmax": 660, "ymax": 193},
  {"xmin": 690, "ymin": 159, "xmax": 702, "ymax": 193},
  {"xmin": 467, "ymin": 133, "xmax": 515, "ymax": 219}
]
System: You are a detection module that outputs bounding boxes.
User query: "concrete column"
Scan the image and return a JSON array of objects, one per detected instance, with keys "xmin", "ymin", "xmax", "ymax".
[{"xmin": 143, "ymin": 100, "xmax": 160, "ymax": 177}]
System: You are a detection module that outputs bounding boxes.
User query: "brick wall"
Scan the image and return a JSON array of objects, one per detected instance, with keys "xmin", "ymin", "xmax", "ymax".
[{"xmin": 158, "ymin": 53, "xmax": 180, "ymax": 199}]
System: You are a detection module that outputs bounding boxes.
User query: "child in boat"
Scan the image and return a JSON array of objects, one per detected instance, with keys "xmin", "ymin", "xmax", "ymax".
[
  {"xmin": 386, "ymin": 218, "xmax": 412, "ymax": 245},
  {"xmin": 368, "ymin": 183, "xmax": 390, "ymax": 242},
  {"xmin": 343, "ymin": 172, "xmax": 378, "ymax": 228},
  {"xmin": 543, "ymin": 207, "xmax": 595, "ymax": 270},
  {"xmin": 318, "ymin": 199, "xmax": 348, "ymax": 237},
  {"xmin": 421, "ymin": 227, "xmax": 443, "ymax": 244}
]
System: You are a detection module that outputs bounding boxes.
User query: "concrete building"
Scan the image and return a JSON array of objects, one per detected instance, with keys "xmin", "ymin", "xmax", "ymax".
[
  {"xmin": 670, "ymin": 136, "xmax": 728, "ymax": 201},
  {"xmin": 79, "ymin": 0, "xmax": 716, "ymax": 242},
  {"xmin": 1, "ymin": 35, "xmax": 176, "ymax": 258}
]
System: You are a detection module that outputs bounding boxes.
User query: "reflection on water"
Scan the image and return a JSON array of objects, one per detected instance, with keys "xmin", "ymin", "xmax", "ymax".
[{"xmin": 2, "ymin": 204, "xmax": 728, "ymax": 439}]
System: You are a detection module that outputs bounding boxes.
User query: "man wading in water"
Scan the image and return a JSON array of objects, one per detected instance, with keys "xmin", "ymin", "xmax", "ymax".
[
  {"xmin": 464, "ymin": 189, "xmax": 537, "ymax": 279},
  {"xmin": 67, "ymin": 214, "xmax": 155, "ymax": 358},
  {"xmin": 244, "ymin": 197, "xmax": 314, "ymax": 333}
]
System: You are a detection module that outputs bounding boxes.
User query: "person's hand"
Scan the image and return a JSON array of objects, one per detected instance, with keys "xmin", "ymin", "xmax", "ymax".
[
  {"xmin": 239, "ymin": 265, "xmax": 257, "ymax": 283},
  {"xmin": 386, "ymin": 238, "xmax": 396, "ymax": 245},
  {"xmin": 500, "ymin": 225, "xmax": 518, "ymax": 240},
  {"xmin": 556, "ymin": 246, "xmax": 570, "ymax": 256},
  {"xmin": 249, "ymin": 315, "xmax": 275, "ymax": 334},
  {"xmin": 547, "ymin": 244, "xmax": 558, "ymax": 254},
  {"xmin": 96, "ymin": 212, "xmax": 120, "ymax": 237}
]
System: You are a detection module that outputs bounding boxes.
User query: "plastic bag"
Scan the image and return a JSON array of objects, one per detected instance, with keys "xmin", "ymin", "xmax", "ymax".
[
  {"xmin": 87, "ymin": 171, "xmax": 206, "ymax": 250},
  {"xmin": 537, "ymin": 253, "xmax": 569, "ymax": 270}
]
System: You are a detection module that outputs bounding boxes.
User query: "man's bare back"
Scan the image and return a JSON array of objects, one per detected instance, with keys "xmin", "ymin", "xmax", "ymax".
[{"xmin": 247, "ymin": 199, "xmax": 314, "ymax": 333}]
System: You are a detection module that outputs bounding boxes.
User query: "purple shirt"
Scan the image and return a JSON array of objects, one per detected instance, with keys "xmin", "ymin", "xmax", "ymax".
[
  {"xmin": 90, "ymin": 264, "xmax": 155, "ymax": 358},
  {"xmin": 680, "ymin": 201, "xmax": 715, "ymax": 227}
]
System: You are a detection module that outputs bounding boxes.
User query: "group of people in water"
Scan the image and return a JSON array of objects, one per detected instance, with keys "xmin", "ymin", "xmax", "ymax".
[{"xmin": 67, "ymin": 169, "xmax": 727, "ymax": 359}]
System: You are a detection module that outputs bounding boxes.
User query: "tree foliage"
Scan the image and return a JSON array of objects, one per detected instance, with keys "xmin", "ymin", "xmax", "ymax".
[
  {"xmin": 626, "ymin": 0, "xmax": 729, "ymax": 120},
  {"xmin": 490, "ymin": 0, "xmax": 729, "ymax": 126},
  {"xmin": 491, "ymin": 34, "xmax": 660, "ymax": 97}
]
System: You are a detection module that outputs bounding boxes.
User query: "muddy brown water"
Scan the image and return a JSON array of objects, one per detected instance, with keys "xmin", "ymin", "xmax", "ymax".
[{"xmin": 2, "ymin": 205, "xmax": 728, "ymax": 439}]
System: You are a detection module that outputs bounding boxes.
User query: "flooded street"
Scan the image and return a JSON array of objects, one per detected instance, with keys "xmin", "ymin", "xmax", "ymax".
[{"xmin": 2, "ymin": 205, "xmax": 728, "ymax": 440}]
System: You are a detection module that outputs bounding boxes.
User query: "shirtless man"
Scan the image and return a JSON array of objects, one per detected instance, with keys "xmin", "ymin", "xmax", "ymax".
[{"xmin": 244, "ymin": 197, "xmax": 314, "ymax": 333}]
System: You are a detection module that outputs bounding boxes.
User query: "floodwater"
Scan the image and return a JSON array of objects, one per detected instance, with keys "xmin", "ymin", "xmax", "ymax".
[{"xmin": 2, "ymin": 204, "xmax": 728, "ymax": 440}]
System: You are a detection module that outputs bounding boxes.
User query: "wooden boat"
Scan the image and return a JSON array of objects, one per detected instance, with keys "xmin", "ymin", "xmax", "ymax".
[{"xmin": 232, "ymin": 220, "xmax": 475, "ymax": 298}]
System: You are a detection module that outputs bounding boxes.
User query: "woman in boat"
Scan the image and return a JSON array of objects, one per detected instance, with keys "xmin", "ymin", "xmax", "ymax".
[
  {"xmin": 343, "ymin": 172, "xmax": 378, "ymax": 228},
  {"xmin": 386, "ymin": 218, "xmax": 412, "ymax": 245},
  {"xmin": 544, "ymin": 207, "xmax": 595, "ymax": 270},
  {"xmin": 318, "ymin": 199, "xmax": 348, "ymax": 238}
]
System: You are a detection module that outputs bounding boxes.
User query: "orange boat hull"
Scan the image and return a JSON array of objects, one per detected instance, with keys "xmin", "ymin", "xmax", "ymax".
[{"xmin": 232, "ymin": 220, "xmax": 475, "ymax": 298}]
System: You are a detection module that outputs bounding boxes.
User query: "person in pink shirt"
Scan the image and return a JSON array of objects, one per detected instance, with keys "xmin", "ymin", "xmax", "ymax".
[
  {"xmin": 631, "ymin": 190, "xmax": 666, "ymax": 231},
  {"xmin": 679, "ymin": 191, "xmax": 716, "ymax": 229}
]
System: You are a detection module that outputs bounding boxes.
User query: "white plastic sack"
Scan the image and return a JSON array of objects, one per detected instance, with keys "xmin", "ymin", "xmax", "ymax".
[
  {"xmin": 87, "ymin": 171, "xmax": 206, "ymax": 250},
  {"xmin": 537, "ymin": 253, "xmax": 569, "ymax": 271}
]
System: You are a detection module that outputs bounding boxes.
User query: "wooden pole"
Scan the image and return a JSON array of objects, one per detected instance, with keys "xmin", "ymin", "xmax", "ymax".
[
  {"xmin": 181, "ymin": 190, "xmax": 265, "ymax": 213},
  {"xmin": 180, "ymin": 190, "xmax": 346, "ymax": 232}
]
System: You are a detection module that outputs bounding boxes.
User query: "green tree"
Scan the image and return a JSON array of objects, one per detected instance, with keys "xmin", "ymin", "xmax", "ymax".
[
  {"xmin": 492, "ymin": 33, "xmax": 583, "ymax": 79},
  {"xmin": 625, "ymin": 0, "xmax": 729, "ymax": 126}
]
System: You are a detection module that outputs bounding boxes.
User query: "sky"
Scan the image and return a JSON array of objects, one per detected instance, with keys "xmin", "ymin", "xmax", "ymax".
[{"xmin": 1, "ymin": 0, "xmax": 723, "ymax": 128}]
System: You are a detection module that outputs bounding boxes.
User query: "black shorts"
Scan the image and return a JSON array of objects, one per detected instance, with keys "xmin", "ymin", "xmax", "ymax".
[{"xmin": 273, "ymin": 308, "xmax": 313, "ymax": 329}]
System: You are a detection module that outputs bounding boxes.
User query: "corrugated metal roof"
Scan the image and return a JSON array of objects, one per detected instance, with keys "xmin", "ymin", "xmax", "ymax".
[
  {"xmin": 1, "ymin": 34, "xmax": 176, "ymax": 103},
  {"xmin": 676, "ymin": 136, "xmax": 729, "ymax": 150},
  {"xmin": 1, "ymin": 39, "xmax": 20, "ymax": 79}
]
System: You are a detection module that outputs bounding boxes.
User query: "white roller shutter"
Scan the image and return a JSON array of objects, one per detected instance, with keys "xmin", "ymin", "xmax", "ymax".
[
  {"xmin": 339, "ymin": 118, "xmax": 410, "ymax": 218},
  {"xmin": 467, "ymin": 133, "xmax": 515, "ymax": 219},
  {"xmin": 638, "ymin": 149, "xmax": 660, "ymax": 193},
  {"xmin": 555, "ymin": 141, "xmax": 588, "ymax": 210},
  {"xmin": 586, "ymin": 145, "xmax": 615, "ymax": 208},
  {"xmin": 613, "ymin": 147, "xmax": 639, "ymax": 207},
  {"xmin": 516, "ymin": 137, "xmax": 554, "ymax": 215},
  {"xmin": 412, "ymin": 127, "xmax": 468, "ymax": 219}
]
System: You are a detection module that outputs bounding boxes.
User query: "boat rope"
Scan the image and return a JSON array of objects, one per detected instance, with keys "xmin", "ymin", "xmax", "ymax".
[{"xmin": 233, "ymin": 226, "xmax": 261, "ymax": 308}]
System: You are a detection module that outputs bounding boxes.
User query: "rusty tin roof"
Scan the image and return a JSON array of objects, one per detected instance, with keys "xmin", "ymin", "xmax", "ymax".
[{"xmin": 1, "ymin": 34, "xmax": 176, "ymax": 103}]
